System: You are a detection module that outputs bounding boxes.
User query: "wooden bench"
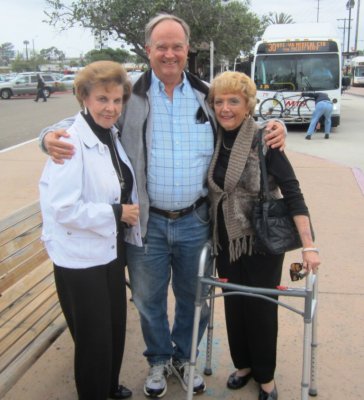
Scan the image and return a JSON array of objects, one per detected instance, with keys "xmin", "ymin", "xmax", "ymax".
[{"xmin": 0, "ymin": 201, "xmax": 66, "ymax": 397}]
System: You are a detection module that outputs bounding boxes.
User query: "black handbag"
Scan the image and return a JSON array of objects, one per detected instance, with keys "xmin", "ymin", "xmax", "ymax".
[{"xmin": 252, "ymin": 131, "xmax": 313, "ymax": 254}]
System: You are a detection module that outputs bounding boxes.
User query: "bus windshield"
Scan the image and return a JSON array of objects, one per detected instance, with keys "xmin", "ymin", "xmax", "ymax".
[
  {"xmin": 354, "ymin": 66, "xmax": 364, "ymax": 77},
  {"xmin": 254, "ymin": 53, "xmax": 340, "ymax": 92}
]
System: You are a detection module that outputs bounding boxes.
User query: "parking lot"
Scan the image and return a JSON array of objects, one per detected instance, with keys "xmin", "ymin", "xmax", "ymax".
[{"xmin": 0, "ymin": 91, "xmax": 79, "ymax": 150}]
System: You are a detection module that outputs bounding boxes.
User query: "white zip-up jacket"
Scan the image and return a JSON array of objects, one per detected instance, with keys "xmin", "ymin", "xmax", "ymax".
[{"xmin": 39, "ymin": 113, "xmax": 142, "ymax": 269}]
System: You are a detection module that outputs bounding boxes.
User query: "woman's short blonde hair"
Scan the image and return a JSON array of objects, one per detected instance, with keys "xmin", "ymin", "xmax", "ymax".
[
  {"xmin": 208, "ymin": 71, "xmax": 257, "ymax": 116},
  {"xmin": 74, "ymin": 61, "xmax": 131, "ymax": 107}
]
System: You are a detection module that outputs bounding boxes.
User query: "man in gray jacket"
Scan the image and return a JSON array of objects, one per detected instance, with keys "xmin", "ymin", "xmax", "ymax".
[{"xmin": 40, "ymin": 14, "xmax": 286, "ymax": 398}]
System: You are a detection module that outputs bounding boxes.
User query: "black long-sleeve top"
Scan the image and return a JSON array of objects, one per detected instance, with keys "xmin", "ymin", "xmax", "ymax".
[
  {"xmin": 213, "ymin": 128, "xmax": 309, "ymax": 217},
  {"xmin": 82, "ymin": 112, "xmax": 134, "ymax": 225}
]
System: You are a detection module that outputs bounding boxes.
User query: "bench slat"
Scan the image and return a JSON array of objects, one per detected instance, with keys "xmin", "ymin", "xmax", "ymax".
[
  {"xmin": 0, "ymin": 301, "xmax": 64, "ymax": 373},
  {"xmin": 0, "ymin": 247, "xmax": 49, "ymax": 294},
  {"xmin": 0, "ymin": 202, "xmax": 67, "ymax": 397},
  {"xmin": 0, "ymin": 290, "xmax": 60, "ymax": 356},
  {"xmin": 0, "ymin": 260, "xmax": 52, "ymax": 313},
  {"xmin": 0, "ymin": 238, "xmax": 45, "ymax": 278},
  {"xmin": 0, "ymin": 202, "xmax": 40, "ymax": 235},
  {"xmin": 0, "ymin": 314, "xmax": 66, "ymax": 398},
  {"xmin": 0, "ymin": 215, "xmax": 42, "ymax": 261},
  {"xmin": 0, "ymin": 275, "xmax": 56, "ymax": 331}
]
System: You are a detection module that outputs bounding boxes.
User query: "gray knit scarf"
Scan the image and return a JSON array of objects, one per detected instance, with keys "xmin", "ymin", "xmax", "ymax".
[{"xmin": 207, "ymin": 117, "xmax": 268, "ymax": 261}]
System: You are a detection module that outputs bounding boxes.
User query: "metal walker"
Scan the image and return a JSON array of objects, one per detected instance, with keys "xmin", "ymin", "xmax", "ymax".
[{"xmin": 187, "ymin": 241, "xmax": 319, "ymax": 400}]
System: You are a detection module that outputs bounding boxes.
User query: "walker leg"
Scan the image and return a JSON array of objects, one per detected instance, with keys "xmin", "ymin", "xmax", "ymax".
[
  {"xmin": 187, "ymin": 305, "xmax": 202, "ymax": 400},
  {"xmin": 301, "ymin": 320, "xmax": 312, "ymax": 400},
  {"xmin": 204, "ymin": 258, "xmax": 216, "ymax": 375},
  {"xmin": 187, "ymin": 243, "xmax": 212, "ymax": 399},
  {"xmin": 309, "ymin": 275, "xmax": 319, "ymax": 396}
]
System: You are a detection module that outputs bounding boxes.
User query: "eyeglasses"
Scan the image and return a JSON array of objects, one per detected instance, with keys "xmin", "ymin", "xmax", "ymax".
[{"xmin": 289, "ymin": 262, "xmax": 308, "ymax": 281}]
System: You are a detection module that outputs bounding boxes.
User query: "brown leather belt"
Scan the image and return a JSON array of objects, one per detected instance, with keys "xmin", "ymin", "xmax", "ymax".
[{"xmin": 150, "ymin": 197, "xmax": 206, "ymax": 220}]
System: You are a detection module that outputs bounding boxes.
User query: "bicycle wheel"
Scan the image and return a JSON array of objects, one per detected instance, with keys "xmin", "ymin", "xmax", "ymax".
[
  {"xmin": 298, "ymin": 99, "xmax": 316, "ymax": 123},
  {"xmin": 259, "ymin": 98, "xmax": 284, "ymax": 120}
]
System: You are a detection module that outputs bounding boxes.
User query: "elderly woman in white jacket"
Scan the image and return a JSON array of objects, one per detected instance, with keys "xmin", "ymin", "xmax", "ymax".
[{"xmin": 39, "ymin": 61, "xmax": 141, "ymax": 400}]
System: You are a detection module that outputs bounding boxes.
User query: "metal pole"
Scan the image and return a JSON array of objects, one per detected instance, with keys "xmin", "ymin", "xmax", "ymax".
[
  {"xmin": 347, "ymin": 0, "xmax": 355, "ymax": 53},
  {"xmin": 347, "ymin": 6, "xmax": 352, "ymax": 53},
  {"xmin": 354, "ymin": 0, "xmax": 361, "ymax": 51},
  {"xmin": 337, "ymin": 18, "xmax": 347, "ymax": 53}
]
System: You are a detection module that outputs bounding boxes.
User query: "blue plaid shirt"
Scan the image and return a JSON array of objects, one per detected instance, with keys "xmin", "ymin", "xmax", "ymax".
[{"xmin": 148, "ymin": 72, "xmax": 214, "ymax": 210}]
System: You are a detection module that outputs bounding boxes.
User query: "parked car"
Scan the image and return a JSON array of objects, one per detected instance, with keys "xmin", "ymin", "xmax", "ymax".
[
  {"xmin": 0, "ymin": 72, "xmax": 57, "ymax": 99},
  {"xmin": 51, "ymin": 73, "xmax": 64, "ymax": 81},
  {"xmin": 128, "ymin": 70, "xmax": 144, "ymax": 85},
  {"xmin": 0, "ymin": 75, "xmax": 10, "ymax": 83},
  {"xmin": 54, "ymin": 74, "xmax": 76, "ymax": 91}
]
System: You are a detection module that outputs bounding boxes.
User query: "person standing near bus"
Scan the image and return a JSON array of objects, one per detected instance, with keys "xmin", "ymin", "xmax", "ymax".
[{"xmin": 304, "ymin": 92, "xmax": 333, "ymax": 140}]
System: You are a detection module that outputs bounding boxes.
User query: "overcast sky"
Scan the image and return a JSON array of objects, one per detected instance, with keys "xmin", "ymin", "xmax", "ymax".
[{"xmin": 1, "ymin": 0, "xmax": 363, "ymax": 58}]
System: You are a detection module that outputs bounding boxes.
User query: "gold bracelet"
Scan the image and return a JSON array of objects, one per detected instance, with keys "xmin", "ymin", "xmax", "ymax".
[{"xmin": 302, "ymin": 247, "xmax": 319, "ymax": 253}]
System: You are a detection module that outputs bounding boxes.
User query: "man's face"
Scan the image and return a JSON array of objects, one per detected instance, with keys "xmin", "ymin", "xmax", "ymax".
[{"xmin": 146, "ymin": 20, "xmax": 189, "ymax": 84}]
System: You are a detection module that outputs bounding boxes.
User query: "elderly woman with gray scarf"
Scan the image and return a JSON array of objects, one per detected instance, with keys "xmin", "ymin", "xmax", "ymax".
[{"xmin": 207, "ymin": 71, "xmax": 320, "ymax": 400}]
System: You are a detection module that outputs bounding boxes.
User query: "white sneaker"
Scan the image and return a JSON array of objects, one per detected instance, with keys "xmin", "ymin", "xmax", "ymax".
[
  {"xmin": 170, "ymin": 360, "xmax": 206, "ymax": 394},
  {"xmin": 143, "ymin": 363, "xmax": 172, "ymax": 398}
]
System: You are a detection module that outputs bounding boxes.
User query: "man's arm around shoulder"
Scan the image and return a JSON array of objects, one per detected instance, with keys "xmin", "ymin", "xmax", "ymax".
[{"xmin": 39, "ymin": 116, "xmax": 77, "ymax": 164}]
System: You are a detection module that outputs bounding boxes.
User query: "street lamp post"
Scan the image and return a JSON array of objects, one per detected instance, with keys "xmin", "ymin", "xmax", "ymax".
[
  {"xmin": 346, "ymin": 0, "xmax": 355, "ymax": 53},
  {"xmin": 23, "ymin": 40, "xmax": 29, "ymax": 61},
  {"xmin": 354, "ymin": 0, "xmax": 361, "ymax": 51}
]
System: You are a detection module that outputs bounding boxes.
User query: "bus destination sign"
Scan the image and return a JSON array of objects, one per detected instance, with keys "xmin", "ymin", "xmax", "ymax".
[{"xmin": 258, "ymin": 41, "xmax": 338, "ymax": 54}]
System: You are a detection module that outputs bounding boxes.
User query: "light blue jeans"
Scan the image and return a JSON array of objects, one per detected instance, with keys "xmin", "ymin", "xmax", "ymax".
[
  {"xmin": 307, "ymin": 100, "xmax": 333, "ymax": 135},
  {"xmin": 125, "ymin": 203, "xmax": 211, "ymax": 365}
]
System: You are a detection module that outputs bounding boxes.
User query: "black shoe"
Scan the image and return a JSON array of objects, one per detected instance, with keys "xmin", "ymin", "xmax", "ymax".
[
  {"xmin": 324, "ymin": 134, "xmax": 329, "ymax": 139},
  {"xmin": 109, "ymin": 385, "xmax": 132, "ymax": 399},
  {"xmin": 227, "ymin": 371, "xmax": 252, "ymax": 389},
  {"xmin": 259, "ymin": 385, "xmax": 278, "ymax": 400},
  {"xmin": 305, "ymin": 135, "xmax": 311, "ymax": 140}
]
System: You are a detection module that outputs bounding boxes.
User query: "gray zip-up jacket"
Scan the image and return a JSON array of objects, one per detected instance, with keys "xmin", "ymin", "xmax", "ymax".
[{"xmin": 117, "ymin": 70, "xmax": 217, "ymax": 237}]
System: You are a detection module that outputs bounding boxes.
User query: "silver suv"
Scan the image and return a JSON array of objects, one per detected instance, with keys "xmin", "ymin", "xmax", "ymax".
[{"xmin": 0, "ymin": 72, "xmax": 57, "ymax": 99}]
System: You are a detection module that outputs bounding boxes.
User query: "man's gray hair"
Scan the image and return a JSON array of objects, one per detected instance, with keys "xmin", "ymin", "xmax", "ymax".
[{"xmin": 145, "ymin": 14, "xmax": 190, "ymax": 45}]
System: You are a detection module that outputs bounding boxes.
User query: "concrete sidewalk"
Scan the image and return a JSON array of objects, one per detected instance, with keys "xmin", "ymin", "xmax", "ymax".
[{"xmin": 1, "ymin": 141, "xmax": 364, "ymax": 400}]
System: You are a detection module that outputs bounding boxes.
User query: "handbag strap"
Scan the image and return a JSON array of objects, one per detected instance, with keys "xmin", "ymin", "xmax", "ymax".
[{"xmin": 257, "ymin": 129, "xmax": 271, "ymax": 201}]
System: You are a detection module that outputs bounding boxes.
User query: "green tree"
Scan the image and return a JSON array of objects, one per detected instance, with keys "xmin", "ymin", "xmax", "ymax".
[
  {"xmin": 0, "ymin": 42, "xmax": 15, "ymax": 66},
  {"xmin": 83, "ymin": 48, "xmax": 135, "ymax": 64},
  {"xmin": 45, "ymin": 0, "xmax": 263, "ymax": 66},
  {"xmin": 212, "ymin": 1, "xmax": 262, "ymax": 62},
  {"xmin": 267, "ymin": 12, "xmax": 294, "ymax": 24},
  {"xmin": 39, "ymin": 46, "xmax": 66, "ymax": 61},
  {"xmin": 11, "ymin": 55, "xmax": 36, "ymax": 72}
]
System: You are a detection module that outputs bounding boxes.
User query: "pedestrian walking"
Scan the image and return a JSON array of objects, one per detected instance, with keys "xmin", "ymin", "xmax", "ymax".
[{"xmin": 34, "ymin": 74, "xmax": 47, "ymax": 102}]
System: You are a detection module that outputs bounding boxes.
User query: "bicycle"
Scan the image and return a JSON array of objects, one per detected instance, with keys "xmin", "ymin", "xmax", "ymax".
[{"xmin": 259, "ymin": 91, "xmax": 316, "ymax": 123}]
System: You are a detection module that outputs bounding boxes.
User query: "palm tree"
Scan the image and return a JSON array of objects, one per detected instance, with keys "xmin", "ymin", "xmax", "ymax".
[{"xmin": 267, "ymin": 12, "xmax": 294, "ymax": 24}]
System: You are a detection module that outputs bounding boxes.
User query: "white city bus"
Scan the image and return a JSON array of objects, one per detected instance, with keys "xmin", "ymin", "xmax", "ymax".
[
  {"xmin": 351, "ymin": 56, "xmax": 364, "ymax": 87},
  {"xmin": 252, "ymin": 23, "xmax": 346, "ymax": 126}
]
